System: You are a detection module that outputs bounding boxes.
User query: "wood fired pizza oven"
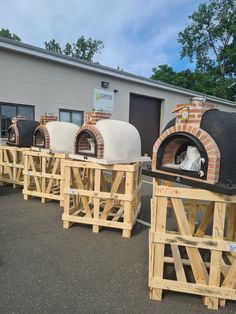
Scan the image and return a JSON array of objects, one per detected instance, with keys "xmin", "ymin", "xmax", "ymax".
[
  {"xmin": 152, "ymin": 100, "xmax": 236, "ymax": 188},
  {"xmin": 33, "ymin": 121, "xmax": 79, "ymax": 154},
  {"xmin": 7, "ymin": 117, "xmax": 39, "ymax": 147},
  {"xmin": 73, "ymin": 111, "xmax": 149, "ymax": 164}
]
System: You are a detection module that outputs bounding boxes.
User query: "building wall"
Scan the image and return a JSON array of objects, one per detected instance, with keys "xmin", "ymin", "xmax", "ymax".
[{"xmin": 0, "ymin": 49, "xmax": 235, "ymax": 133}]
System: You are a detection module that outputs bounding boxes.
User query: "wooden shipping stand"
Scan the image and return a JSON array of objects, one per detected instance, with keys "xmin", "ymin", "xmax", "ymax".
[
  {"xmin": 0, "ymin": 145, "xmax": 28, "ymax": 188},
  {"xmin": 149, "ymin": 179, "xmax": 236, "ymax": 310},
  {"xmin": 62, "ymin": 160, "xmax": 142, "ymax": 237},
  {"xmin": 23, "ymin": 150, "xmax": 66, "ymax": 205}
]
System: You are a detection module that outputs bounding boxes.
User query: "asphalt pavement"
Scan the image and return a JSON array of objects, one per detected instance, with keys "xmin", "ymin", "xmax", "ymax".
[{"xmin": 0, "ymin": 180, "xmax": 235, "ymax": 314}]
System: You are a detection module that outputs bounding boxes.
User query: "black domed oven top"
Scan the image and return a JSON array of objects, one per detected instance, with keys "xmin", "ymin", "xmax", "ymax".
[
  {"xmin": 151, "ymin": 101, "xmax": 236, "ymax": 194},
  {"xmin": 7, "ymin": 120, "xmax": 40, "ymax": 148}
]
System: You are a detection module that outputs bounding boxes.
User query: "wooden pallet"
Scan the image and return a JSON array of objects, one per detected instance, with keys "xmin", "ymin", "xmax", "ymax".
[
  {"xmin": 0, "ymin": 145, "xmax": 28, "ymax": 188},
  {"xmin": 23, "ymin": 150, "xmax": 66, "ymax": 205},
  {"xmin": 62, "ymin": 160, "xmax": 142, "ymax": 237},
  {"xmin": 149, "ymin": 179, "xmax": 236, "ymax": 310}
]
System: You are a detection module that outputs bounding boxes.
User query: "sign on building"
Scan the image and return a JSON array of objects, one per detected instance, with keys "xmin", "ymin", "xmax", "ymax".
[{"xmin": 93, "ymin": 89, "xmax": 114, "ymax": 112}]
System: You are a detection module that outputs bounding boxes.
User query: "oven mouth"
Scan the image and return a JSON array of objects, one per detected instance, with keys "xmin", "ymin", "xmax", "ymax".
[
  {"xmin": 157, "ymin": 132, "xmax": 208, "ymax": 179},
  {"xmin": 75, "ymin": 130, "xmax": 97, "ymax": 157},
  {"xmin": 34, "ymin": 129, "xmax": 46, "ymax": 148},
  {"xmin": 8, "ymin": 127, "xmax": 17, "ymax": 144}
]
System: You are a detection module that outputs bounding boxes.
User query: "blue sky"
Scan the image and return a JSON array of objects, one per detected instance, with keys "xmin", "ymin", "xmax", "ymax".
[{"xmin": 0, "ymin": 0, "xmax": 205, "ymax": 77}]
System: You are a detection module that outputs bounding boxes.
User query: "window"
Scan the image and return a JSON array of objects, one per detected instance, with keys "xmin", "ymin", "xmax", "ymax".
[
  {"xmin": 59, "ymin": 109, "xmax": 83, "ymax": 127},
  {"xmin": 0, "ymin": 103, "xmax": 34, "ymax": 137}
]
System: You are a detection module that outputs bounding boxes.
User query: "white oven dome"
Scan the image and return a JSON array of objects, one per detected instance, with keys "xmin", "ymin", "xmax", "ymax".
[
  {"xmin": 73, "ymin": 119, "xmax": 149, "ymax": 164},
  {"xmin": 46, "ymin": 121, "xmax": 79, "ymax": 154},
  {"xmin": 96, "ymin": 119, "xmax": 142, "ymax": 162}
]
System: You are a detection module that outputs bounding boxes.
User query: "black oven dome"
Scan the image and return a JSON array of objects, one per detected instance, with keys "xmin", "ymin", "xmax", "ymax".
[
  {"xmin": 7, "ymin": 120, "xmax": 40, "ymax": 147},
  {"xmin": 200, "ymin": 109, "xmax": 236, "ymax": 185},
  {"xmin": 161, "ymin": 109, "xmax": 236, "ymax": 185}
]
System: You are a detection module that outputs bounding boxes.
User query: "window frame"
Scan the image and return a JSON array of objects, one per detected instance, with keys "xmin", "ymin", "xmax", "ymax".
[
  {"xmin": 59, "ymin": 108, "xmax": 84, "ymax": 126},
  {"xmin": 0, "ymin": 102, "xmax": 35, "ymax": 138}
]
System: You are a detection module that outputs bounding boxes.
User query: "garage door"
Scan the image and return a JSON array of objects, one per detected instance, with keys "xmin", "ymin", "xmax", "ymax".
[{"xmin": 129, "ymin": 94, "xmax": 161, "ymax": 157}]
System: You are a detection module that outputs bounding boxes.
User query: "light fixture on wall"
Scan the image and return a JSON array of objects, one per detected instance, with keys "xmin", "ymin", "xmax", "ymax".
[{"xmin": 101, "ymin": 81, "xmax": 109, "ymax": 88}]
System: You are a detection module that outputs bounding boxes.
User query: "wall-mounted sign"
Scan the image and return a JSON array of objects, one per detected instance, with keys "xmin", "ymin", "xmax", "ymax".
[{"xmin": 93, "ymin": 89, "xmax": 114, "ymax": 112}]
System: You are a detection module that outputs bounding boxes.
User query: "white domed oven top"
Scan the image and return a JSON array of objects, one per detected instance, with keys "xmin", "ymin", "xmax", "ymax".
[
  {"xmin": 33, "ymin": 121, "xmax": 79, "ymax": 154},
  {"xmin": 73, "ymin": 118, "xmax": 149, "ymax": 164}
]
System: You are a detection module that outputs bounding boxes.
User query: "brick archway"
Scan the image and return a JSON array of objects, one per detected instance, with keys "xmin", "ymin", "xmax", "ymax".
[
  {"xmin": 8, "ymin": 124, "xmax": 20, "ymax": 146},
  {"xmin": 152, "ymin": 124, "xmax": 221, "ymax": 184},
  {"xmin": 74, "ymin": 124, "xmax": 104, "ymax": 159},
  {"xmin": 34, "ymin": 125, "xmax": 50, "ymax": 149}
]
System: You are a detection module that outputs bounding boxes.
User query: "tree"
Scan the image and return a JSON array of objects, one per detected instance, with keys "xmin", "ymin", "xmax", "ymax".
[
  {"xmin": 72, "ymin": 36, "xmax": 104, "ymax": 61},
  {"xmin": 0, "ymin": 28, "xmax": 21, "ymax": 41},
  {"xmin": 44, "ymin": 39, "xmax": 62, "ymax": 53},
  {"xmin": 45, "ymin": 36, "xmax": 104, "ymax": 62},
  {"xmin": 178, "ymin": 0, "xmax": 236, "ymax": 78},
  {"xmin": 151, "ymin": 64, "xmax": 236, "ymax": 100}
]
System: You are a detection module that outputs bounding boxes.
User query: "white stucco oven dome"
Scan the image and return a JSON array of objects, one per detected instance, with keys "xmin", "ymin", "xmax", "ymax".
[
  {"xmin": 33, "ymin": 121, "xmax": 79, "ymax": 154},
  {"xmin": 73, "ymin": 115, "xmax": 149, "ymax": 164}
]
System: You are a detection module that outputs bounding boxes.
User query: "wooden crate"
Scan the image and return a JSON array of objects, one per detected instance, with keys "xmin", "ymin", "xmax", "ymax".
[
  {"xmin": 149, "ymin": 179, "xmax": 236, "ymax": 310},
  {"xmin": 62, "ymin": 160, "xmax": 142, "ymax": 237},
  {"xmin": 0, "ymin": 145, "xmax": 28, "ymax": 188},
  {"xmin": 23, "ymin": 150, "xmax": 66, "ymax": 205}
]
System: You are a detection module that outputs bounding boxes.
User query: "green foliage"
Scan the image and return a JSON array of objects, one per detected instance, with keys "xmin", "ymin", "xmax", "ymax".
[
  {"xmin": 0, "ymin": 28, "xmax": 21, "ymax": 41},
  {"xmin": 151, "ymin": 0, "xmax": 236, "ymax": 101},
  {"xmin": 44, "ymin": 39, "xmax": 62, "ymax": 53},
  {"xmin": 45, "ymin": 36, "xmax": 104, "ymax": 62},
  {"xmin": 151, "ymin": 64, "xmax": 236, "ymax": 101},
  {"xmin": 178, "ymin": 0, "xmax": 236, "ymax": 77}
]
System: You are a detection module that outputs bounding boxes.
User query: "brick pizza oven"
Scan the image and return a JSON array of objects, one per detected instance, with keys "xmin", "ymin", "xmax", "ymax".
[
  {"xmin": 152, "ymin": 99, "xmax": 236, "ymax": 189},
  {"xmin": 7, "ymin": 116, "xmax": 39, "ymax": 147},
  {"xmin": 33, "ymin": 116, "xmax": 79, "ymax": 154},
  {"xmin": 73, "ymin": 111, "xmax": 149, "ymax": 164}
]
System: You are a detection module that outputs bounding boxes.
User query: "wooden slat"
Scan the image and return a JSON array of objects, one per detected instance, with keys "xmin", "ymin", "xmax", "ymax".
[
  {"xmin": 149, "ymin": 196, "xmax": 168, "ymax": 300},
  {"xmin": 222, "ymin": 256, "xmax": 236, "ymax": 289},
  {"xmin": 72, "ymin": 167, "xmax": 92, "ymax": 218},
  {"xmin": 46, "ymin": 158, "xmax": 60, "ymax": 194},
  {"xmin": 62, "ymin": 213, "xmax": 132, "ymax": 229},
  {"xmin": 171, "ymin": 244, "xmax": 186, "ymax": 282},
  {"xmin": 151, "ymin": 232, "xmax": 231, "ymax": 252},
  {"xmin": 123, "ymin": 171, "xmax": 134, "ymax": 237},
  {"xmin": 195, "ymin": 202, "xmax": 214, "ymax": 237},
  {"xmin": 188, "ymin": 199, "xmax": 197, "ymax": 234},
  {"xmin": 28, "ymin": 155, "xmax": 41, "ymax": 192},
  {"xmin": 64, "ymin": 159, "xmax": 140, "ymax": 172},
  {"xmin": 171, "ymin": 198, "xmax": 208, "ymax": 284},
  {"xmin": 100, "ymin": 171, "xmax": 124, "ymax": 220},
  {"xmin": 93, "ymin": 169, "xmax": 101, "ymax": 233},
  {"xmin": 156, "ymin": 186, "xmax": 236, "ymax": 203},
  {"xmin": 150, "ymin": 278, "xmax": 236, "ymax": 301},
  {"xmin": 206, "ymin": 202, "xmax": 226, "ymax": 309}
]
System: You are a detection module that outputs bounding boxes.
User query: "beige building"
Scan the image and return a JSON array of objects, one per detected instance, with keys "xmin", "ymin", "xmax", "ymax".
[{"xmin": 0, "ymin": 36, "xmax": 235, "ymax": 155}]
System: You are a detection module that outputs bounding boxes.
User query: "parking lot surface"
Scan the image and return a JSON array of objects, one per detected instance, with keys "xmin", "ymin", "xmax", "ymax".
[{"xmin": 0, "ymin": 181, "xmax": 235, "ymax": 313}]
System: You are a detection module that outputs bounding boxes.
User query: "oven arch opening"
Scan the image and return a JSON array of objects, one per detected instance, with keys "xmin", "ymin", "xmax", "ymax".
[
  {"xmin": 34, "ymin": 129, "xmax": 46, "ymax": 148},
  {"xmin": 157, "ymin": 132, "xmax": 208, "ymax": 179},
  {"xmin": 8, "ymin": 127, "xmax": 17, "ymax": 144},
  {"xmin": 75, "ymin": 130, "xmax": 97, "ymax": 157}
]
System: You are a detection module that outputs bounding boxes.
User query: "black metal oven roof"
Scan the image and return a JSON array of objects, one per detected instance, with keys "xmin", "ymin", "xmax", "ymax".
[
  {"xmin": 7, "ymin": 120, "xmax": 40, "ymax": 147},
  {"xmin": 154, "ymin": 109, "xmax": 236, "ymax": 193}
]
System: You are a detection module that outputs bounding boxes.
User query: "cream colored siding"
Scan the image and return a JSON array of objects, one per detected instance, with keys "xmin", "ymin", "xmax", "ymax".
[{"xmin": 0, "ymin": 48, "xmax": 235, "ymax": 135}]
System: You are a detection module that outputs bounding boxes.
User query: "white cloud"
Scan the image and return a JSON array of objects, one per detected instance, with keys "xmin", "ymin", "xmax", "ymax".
[{"xmin": 0, "ymin": 0, "xmax": 202, "ymax": 77}]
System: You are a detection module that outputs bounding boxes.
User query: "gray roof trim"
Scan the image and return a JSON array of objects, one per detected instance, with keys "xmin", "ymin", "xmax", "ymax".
[{"xmin": 0, "ymin": 36, "xmax": 235, "ymax": 107}]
